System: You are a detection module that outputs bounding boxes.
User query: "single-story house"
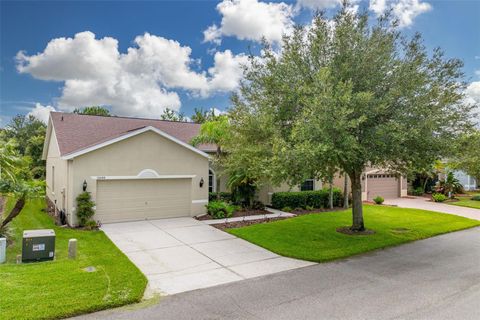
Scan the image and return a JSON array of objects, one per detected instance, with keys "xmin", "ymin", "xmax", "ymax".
[{"xmin": 43, "ymin": 112, "xmax": 407, "ymax": 226}]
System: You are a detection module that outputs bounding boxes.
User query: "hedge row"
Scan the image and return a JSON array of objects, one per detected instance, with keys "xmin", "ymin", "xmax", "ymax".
[
  {"xmin": 208, "ymin": 192, "xmax": 232, "ymax": 202},
  {"xmin": 271, "ymin": 188, "xmax": 343, "ymax": 209}
]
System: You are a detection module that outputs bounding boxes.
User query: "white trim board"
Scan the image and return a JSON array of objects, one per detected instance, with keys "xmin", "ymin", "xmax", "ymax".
[
  {"xmin": 91, "ymin": 174, "xmax": 196, "ymax": 181},
  {"xmin": 61, "ymin": 126, "xmax": 210, "ymax": 160},
  {"xmin": 192, "ymin": 199, "xmax": 208, "ymax": 204}
]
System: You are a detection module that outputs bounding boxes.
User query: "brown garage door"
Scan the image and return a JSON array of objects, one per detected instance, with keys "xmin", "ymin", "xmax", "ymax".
[
  {"xmin": 94, "ymin": 178, "xmax": 191, "ymax": 223},
  {"xmin": 367, "ymin": 174, "xmax": 400, "ymax": 201}
]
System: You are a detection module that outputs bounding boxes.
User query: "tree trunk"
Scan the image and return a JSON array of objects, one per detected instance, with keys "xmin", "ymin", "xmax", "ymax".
[
  {"xmin": 423, "ymin": 177, "xmax": 429, "ymax": 193},
  {"xmin": 328, "ymin": 177, "xmax": 334, "ymax": 209},
  {"xmin": 343, "ymin": 174, "xmax": 349, "ymax": 209},
  {"xmin": 349, "ymin": 171, "xmax": 365, "ymax": 231},
  {"xmin": 1, "ymin": 197, "xmax": 25, "ymax": 228}
]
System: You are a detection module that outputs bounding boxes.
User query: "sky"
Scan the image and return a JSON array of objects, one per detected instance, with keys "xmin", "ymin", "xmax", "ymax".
[{"xmin": 1, "ymin": 0, "xmax": 479, "ymax": 126}]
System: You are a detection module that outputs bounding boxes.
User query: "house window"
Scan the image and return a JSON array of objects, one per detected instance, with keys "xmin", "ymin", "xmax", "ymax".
[
  {"xmin": 301, "ymin": 179, "xmax": 315, "ymax": 191},
  {"xmin": 209, "ymin": 169, "xmax": 216, "ymax": 193},
  {"xmin": 52, "ymin": 166, "xmax": 55, "ymax": 192}
]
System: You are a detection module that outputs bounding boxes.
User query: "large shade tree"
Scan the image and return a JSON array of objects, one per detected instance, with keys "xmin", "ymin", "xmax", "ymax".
[{"xmin": 228, "ymin": 5, "xmax": 474, "ymax": 231}]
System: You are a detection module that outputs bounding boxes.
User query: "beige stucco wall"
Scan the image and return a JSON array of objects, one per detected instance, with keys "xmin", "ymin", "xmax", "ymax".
[
  {"xmin": 67, "ymin": 130, "xmax": 209, "ymax": 226},
  {"xmin": 45, "ymin": 127, "xmax": 70, "ymax": 213}
]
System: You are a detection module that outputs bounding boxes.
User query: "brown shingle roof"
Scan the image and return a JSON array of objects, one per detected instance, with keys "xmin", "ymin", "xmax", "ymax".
[{"xmin": 50, "ymin": 112, "xmax": 216, "ymax": 156}]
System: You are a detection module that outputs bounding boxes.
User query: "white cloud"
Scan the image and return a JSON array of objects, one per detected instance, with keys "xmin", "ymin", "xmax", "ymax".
[
  {"xmin": 369, "ymin": 0, "xmax": 432, "ymax": 28},
  {"xmin": 16, "ymin": 32, "xmax": 247, "ymax": 118},
  {"xmin": 207, "ymin": 50, "xmax": 249, "ymax": 93},
  {"xmin": 203, "ymin": 0, "xmax": 294, "ymax": 45},
  {"xmin": 466, "ymin": 81, "xmax": 480, "ymax": 105},
  {"xmin": 369, "ymin": 0, "xmax": 387, "ymax": 15},
  {"xmin": 466, "ymin": 81, "xmax": 480, "ymax": 126},
  {"xmin": 296, "ymin": 0, "xmax": 341, "ymax": 10},
  {"xmin": 27, "ymin": 103, "xmax": 55, "ymax": 123},
  {"xmin": 475, "ymin": 70, "xmax": 480, "ymax": 77}
]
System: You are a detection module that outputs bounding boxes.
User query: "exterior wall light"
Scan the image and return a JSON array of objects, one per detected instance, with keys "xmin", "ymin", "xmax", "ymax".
[
  {"xmin": 199, "ymin": 178, "xmax": 204, "ymax": 188},
  {"xmin": 82, "ymin": 180, "xmax": 88, "ymax": 191}
]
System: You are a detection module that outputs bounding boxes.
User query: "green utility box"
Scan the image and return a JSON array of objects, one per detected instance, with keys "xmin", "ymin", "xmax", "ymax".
[{"xmin": 22, "ymin": 229, "xmax": 55, "ymax": 262}]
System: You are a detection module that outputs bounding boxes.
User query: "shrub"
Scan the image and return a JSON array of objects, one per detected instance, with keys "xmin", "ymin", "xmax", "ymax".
[
  {"xmin": 76, "ymin": 192, "xmax": 95, "ymax": 227},
  {"xmin": 281, "ymin": 206, "xmax": 293, "ymax": 212},
  {"xmin": 271, "ymin": 188, "xmax": 343, "ymax": 209},
  {"xmin": 373, "ymin": 196, "xmax": 384, "ymax": 205},
  {"xmin": 413, "ymin": 187, "xmax": 424, "ymax": 196},
  {"xmin": 208, "ymin": 192, "xmax": 232, "ymax": 202},
  {"xmin": 251, "ymin": 200, "xmax": 265, "ymax": 210},
  {"xmin": 205, "ymin": 201, "xmax": 235, "ymax": 219},
  {"xmin": 432, "ymin": 193, "xmax": 447, "ymax": 202},
  {"xmin": 471, "ymin": 195, "xmax": 480, "ymax": 201},
  {"xmin": 84, "ymin": 220, "xmax": 99, "ymax": 230},
  {"xmin": 305, "ymin": 205, "xmax": 314, "ymax": 211}
]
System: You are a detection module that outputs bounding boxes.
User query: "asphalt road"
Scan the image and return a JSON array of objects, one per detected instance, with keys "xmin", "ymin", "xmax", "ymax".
[{"xmin": 76, "ymin": 227, "xmax": 480, "ymax": 320}]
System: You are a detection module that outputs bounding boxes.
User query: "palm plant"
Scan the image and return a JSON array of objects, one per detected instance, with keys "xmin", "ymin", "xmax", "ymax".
[
  {"xmin": 437, "ymin": 172, "xmax": 463, "ymax": 197},
  {"xmin": 191, "ymin": 116, "xmax": 231, "ymax": 198},
  {"xmin": 0, "ymin": 139, "xmax": 21, "ymax": 182},
  {"xmin": 0, "ymin": 140, "xmax": 43, "ymax": 237},
  {"xmin": 228, "ymin": 169, "xmax": 257, "ymax": 209}
]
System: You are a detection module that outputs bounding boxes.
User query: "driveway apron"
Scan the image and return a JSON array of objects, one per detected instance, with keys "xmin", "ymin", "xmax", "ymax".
[{"xmin": 101, "ymin": 218, "xmax": 314, "ymax": 295}]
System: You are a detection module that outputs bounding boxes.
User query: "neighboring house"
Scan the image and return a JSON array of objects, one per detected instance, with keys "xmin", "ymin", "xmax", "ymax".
[
  {"xmin": 252, "ymin": 168, "xmax": 407, "ymax": 205},
  {"xmin": 44, "ymin": 112, "xmax": 408, "ymax": 226},
  {"xmin": 451, "ymin": 170, "xmax": 477, "ymax": 191}
]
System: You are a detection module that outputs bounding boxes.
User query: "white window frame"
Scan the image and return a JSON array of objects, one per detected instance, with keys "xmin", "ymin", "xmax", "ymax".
[{"xmin": 209, "ymin": 169, "xmax": 216, "ymax": 193}]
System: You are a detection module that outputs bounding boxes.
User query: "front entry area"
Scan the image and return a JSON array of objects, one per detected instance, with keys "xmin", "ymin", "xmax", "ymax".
[{"xmin": 94, "ymin": 178, "xmax": 192, "ymax": 223}]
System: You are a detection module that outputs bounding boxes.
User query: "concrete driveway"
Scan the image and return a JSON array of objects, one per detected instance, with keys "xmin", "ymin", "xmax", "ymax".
[
  {"xmin": 77, "ymin": 226, "xmax": 480, "ymax": 320},
  {"xmin": 385, "ymin": 196, "xmax": 480, "ymax": 221},
  {"xmin": 101, "ymin": 218, "xmax": 313, "ymax": 295}
]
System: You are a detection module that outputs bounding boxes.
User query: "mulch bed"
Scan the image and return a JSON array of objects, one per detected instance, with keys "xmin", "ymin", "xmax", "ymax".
[
  {"xmin": 336, "ymin": 226, "xmax": 376, "ymax": 235},
  {"xmin": 196, "ymin": 209, "xmax": 271, "ymax": 221},
  {"xmin": 212, "ymin": 217, "xmax": 290, "ymax": 230}
]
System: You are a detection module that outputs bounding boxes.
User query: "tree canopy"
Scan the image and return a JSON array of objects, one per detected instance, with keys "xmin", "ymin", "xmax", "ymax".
[
  {"xmin": 191, "ymin": 108, "xmax": 218, "ymax": 124},
  {"xmin": 73, "ymin": 106, "xmax": 111, "ymax": 116},
  {"xmin": 225, "ymin": 6, "xmax": 475, "ymax": 231},
  {"xmin": 160, "ymin": 108, "xmax": 186, "ymax": 122},
  {"xmin": 1, "ymin": 115, "xmax": 46, "ymax": 179}
]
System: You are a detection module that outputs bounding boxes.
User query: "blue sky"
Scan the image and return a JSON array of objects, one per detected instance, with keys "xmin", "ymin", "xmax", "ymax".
[{"xmin": 1, "ymin": 0, "xmax": 479, "ymax": 125}]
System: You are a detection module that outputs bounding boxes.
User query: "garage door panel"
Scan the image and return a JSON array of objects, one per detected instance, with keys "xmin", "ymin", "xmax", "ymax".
[
  {"xmin": 95, "ymin": 179, "xmax": 191, "ymax": 223},
  {"xmin": 367, "ymin": 176, "xmax": 399, "ymax": 201}
]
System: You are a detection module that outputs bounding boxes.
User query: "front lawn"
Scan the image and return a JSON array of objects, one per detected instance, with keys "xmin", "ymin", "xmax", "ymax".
[
  {"xmin": 445, "ymin": 193, "xmax": 480, "ymax": 209},
  {"xmin": 0, "ymin": 197, "xmax": 147, "ymax": 320},
  {"xmin": 228, "ymin": 205, "xmax": 480, "ymax": 262}
]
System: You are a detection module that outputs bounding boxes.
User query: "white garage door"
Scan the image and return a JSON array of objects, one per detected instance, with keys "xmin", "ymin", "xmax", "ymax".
[
  {"xmin": 95, "ymin": 178, "xmax": 191, "ymax": 223},
  {"xmin": 367, "ymin": 174, "xmax": 400, "ymax": 201}
]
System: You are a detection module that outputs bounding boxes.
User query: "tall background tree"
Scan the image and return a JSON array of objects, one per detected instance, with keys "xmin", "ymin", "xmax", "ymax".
[
  {"xmin": 73, "ymin": 106, "xmax": 111, "ymax": 116},
  {"xmin": 191, "ymin": 108, "xmax": 218, "ymax": 124},
  {"xmin": 226, "ymin": 5, "xmax": 474, "ymax": 231},
  {"xmin": 1, "ymin": 115, "xmax": 46, "ymax": 179},
  {"xmin": 160, "ymin": 107, "xmax": 186, "ymax": 121}
]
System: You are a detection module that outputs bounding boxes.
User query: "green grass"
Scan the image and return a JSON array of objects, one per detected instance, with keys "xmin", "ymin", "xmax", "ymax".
[
  {"xmin": 0, "ymin": 197, "xmax": 147, "ymax": 320},
  {"xmin": 445, "ymin": 193, "xmax": 480, "ymax": 209},
  {"xmin": 228, "ymin": 205, "xmax": 480, "ymax": 263}
]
